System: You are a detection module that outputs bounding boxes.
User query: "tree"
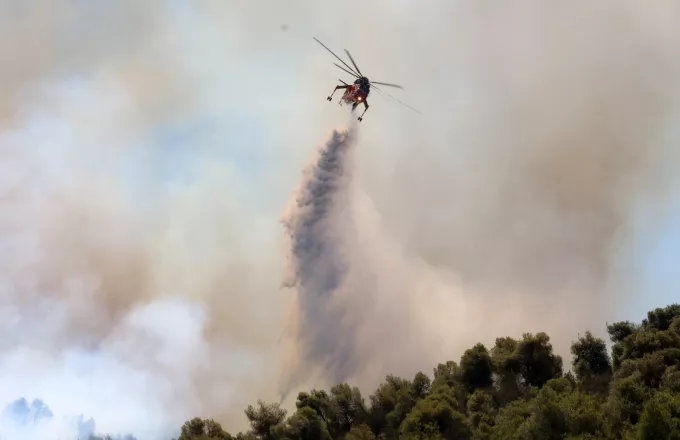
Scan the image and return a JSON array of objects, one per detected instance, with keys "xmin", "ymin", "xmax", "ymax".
[
  {"xmin": 178, "ymin": 417, "xmax": 233, "ymax": 440},
  {"xmin": 605, "ymin": 371, "xmax": 652, "ymax": 436},
  {"xmin": 274, "ymin": 406, "xmax": 331, "ymax": 440},
  {"xmin": 467, "ymin": 389, "xmax": 496, "ymax": 436},
  {"xmin": 570, "ymin": 331, "xmax": 612, "ymax": 393},
  {"xmin": 175, "ymin": 302, "xmax": 680, "ymax": 440},
  {"xmin": 485, "ymin": 398, "xmax": 533, "ymax": 440},
  {"xmin": 513, "ymin": 332, "xmax": 564, "ymax": 389},
  {"xmin": 346, "ymin": 424, "xmax": 376, "ymax": 440},
  {"xmin": 244, "ymin": 400, "xmax": 287, "ymax": 440},
  {"xmin": 636, "ymin": 391, "xmax": 680, "ymax": 439},
  {"xmin": 490, "ymin": 337, "xmax": 523, "ymax": 405},
  {"xmin": 295, "ymin": 390, "xmax": 334, "ymax": 426},
  {"xmin": 460, "ymin": 343, "xmax": 493, "ymax": 393},
  {"xmin": 368, "ymin": 375, "xmax": 416, "ymax": 438},
  {"xmin": 643, "ymin": 304, "xmax": 680, "ymax": 332},
  {"xmin": 399, "ymin": 388, "xmax": 471, "ymax": 440},
  {"xmin": 412, "ymin": 372, "xmax": 432, "ymax": 400},
  {"xmin": 432, "ymin": 361, "xmax": 462, "ymax": 391},
  {"xmin": 329, "ymin": 383, "xmax": 368, "ymax": 434},
  {"xmin": 606, "ymin": 321, "xmax": 639, "ymax": 344},
  {"xmin": 661, "ymin": 365, "xmax": 680, "ymax": 393}
]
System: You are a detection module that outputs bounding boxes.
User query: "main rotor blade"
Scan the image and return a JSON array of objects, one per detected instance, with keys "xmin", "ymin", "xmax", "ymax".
[
  {"xmin": 371, "ymin": 85, "xmax": 422, "ymax": 115},
  {"xmin": 334, "ymin": 62, "xmax": 359, "ymax": 78},
  {"xmin": 344, "ymin": 49, "xmax": 363, "ymax": 77},
  {"xmin": 313, "ymin": 37, "xmax": 360, "ymax": 77},
  {"xmin": 371, "ymin": 81, "xmax": 404, "ymax": 90}
]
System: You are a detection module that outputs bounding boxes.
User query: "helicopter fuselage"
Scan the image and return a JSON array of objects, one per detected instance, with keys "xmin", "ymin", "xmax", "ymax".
[{"xmin": 340, "ymin": 77, "xmax": 371, "ymax": 106}]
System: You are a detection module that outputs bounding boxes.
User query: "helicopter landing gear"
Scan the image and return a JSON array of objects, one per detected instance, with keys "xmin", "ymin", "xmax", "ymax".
[
  {"xmin": 358, "ymin": 100, "xmax": 369, "ymax": 122},
  {"xmin": 328, "ymin": 84, "xmax": 348, "ymax": 102}
]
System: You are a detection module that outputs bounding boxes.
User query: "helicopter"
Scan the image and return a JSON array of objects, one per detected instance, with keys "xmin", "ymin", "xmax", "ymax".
[{"xmin": 313, "ymin": 37, "xmax": 420, "ymax": 122}]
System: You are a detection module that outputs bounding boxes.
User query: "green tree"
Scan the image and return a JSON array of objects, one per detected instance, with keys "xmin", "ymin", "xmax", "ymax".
[
  {"xmin": 643, "ymin": 304, "xmax": 680, "ymax": 332},
  {"xmin": 412, "ymin": 372, "xmax": 432, "ymax": 400},
  {"xmin": 636, "ymin": 391, "xmax": 680, "ymax": 440},
  {"xmin": 345, "ymin": 423, "xmax": 376, "ymax": 440},
  {"xmin": 178, "ymin": 417, "xmax": 233, "ymax": 440},
  {"xmin": 368, "ymin": 375, "xmax": 417, "ymax": 438},
  {"xmin": 486, "ymin": 398, "xmax": 533, "ymax": 440},
  {"xmin": 607, "ymin": 321, "xmax": 639, "ymax": 344},
  {"xmin": 514, "ymin": 332, "xmax": 564, "ymax": 389},
  {"xmin": 295, "ymin": 390, "xmax": 334, "ymax": 427},
  {"xmin": 432, "ymin": 361, "xmax": 462, "ymax": 391},
  {"xmin": 175, "ymin": 302, "xmax": 680, "ymax": 440},
  {"xmin": 515, "ymin": 386, "xmax": 568, "ymax": 439},
  {"xmin": 555, "ymin": 389, "xmax": 606, "ymax": 437},
  {"xmin": 570, "ymin": 331, "xmax": 612, "ymax": 393},
  {"xmin": 661, "ymin": 365, "xmax": 680, "ymax": 393},
  {"xmin": 329, "ymin": 382, "xmax": 368, "ymax": 434},
  {"xmin": 467, "ymin": 389, "xmax": 496, "ymax": 438},
  {"xmin": 490, "ymin": 337, "xmax": 523, "ymax": 405},
  {"xmin": 244, "ymin": 400, "xmax": 287, "ymax": 440},
  {"xmin": 605, "ymin": 372, "xmax": 651, "ymax": 437},
  {"xmin": 274, "ymin": 406, "xmax": 332, "ymax": 440},
  {"xmin": 399, "ymin": 387, "xmax": 471, "ymax": 440},
  {"xmin": 488, "ymin": 384, "xmax": 606, "ymax": 440},
  {"xmin": 400, "ymin": 423, "xmax": 445, "ymax": 440},
  {"xmin": 460, "ymin": 343, "xmax": 494, "ymax": 393}
]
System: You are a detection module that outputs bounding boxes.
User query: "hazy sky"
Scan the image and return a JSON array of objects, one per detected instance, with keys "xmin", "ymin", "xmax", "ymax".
[{"xmin": 1, "ymin": 1, "xmax": 679, "ymax": 438}]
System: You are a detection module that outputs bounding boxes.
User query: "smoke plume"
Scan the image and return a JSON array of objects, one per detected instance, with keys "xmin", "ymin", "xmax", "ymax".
[
  {"xmin": 280, "ymin": 125, "xmax": 360, "ymax": 390},
  {"xmin": 278, "ymin": 123, "xmax": 469, "ymax": 394}
]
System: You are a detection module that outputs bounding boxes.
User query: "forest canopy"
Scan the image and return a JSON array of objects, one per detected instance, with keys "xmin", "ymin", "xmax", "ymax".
[{"xmin": 176, "ymin": 303, "xmax": 680, "ymax": 440}]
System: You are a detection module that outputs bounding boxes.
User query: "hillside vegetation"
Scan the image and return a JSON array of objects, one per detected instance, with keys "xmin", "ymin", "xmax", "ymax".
[{"xmin": 177, "ymin": 303, "xmax": 680, "ymax": 440}]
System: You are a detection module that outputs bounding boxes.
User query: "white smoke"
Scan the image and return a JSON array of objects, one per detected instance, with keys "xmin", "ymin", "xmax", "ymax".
[
  {"xmin": 0, "ymin": 298, "xmax": 209, "ymax": 439},
  {"xmin": 0, "ymin": 397, "xmax": 135, "ymax": 440},
  {"xmin": 0, "ymin": 72, "xmax": 282, "ymax": 438}
]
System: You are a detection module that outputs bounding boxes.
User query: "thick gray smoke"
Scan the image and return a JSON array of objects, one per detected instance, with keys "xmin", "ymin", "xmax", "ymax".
[
  {"xmin": 278, "ymin": 123, "xmax": 465, "ymax": 395},
  {"xmin": 280, "ymin": 125, "xmax": 359, "ymax": 390}
]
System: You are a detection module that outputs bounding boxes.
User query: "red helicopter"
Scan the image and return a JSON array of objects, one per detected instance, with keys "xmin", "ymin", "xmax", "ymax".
[{"xmin": 314, "ymin": 37, "xmax": 420, "ymax": 122}]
